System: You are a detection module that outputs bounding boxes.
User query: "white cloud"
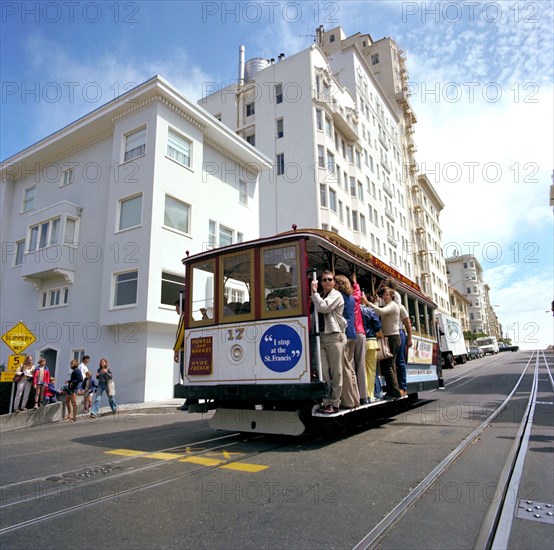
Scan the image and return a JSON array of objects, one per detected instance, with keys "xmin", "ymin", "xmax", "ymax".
[{"xmin": 21, "ymin": 34, "xmax": 216, "ymax": 148}]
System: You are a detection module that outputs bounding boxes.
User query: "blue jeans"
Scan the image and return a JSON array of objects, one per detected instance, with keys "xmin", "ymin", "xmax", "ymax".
[
  {"xmin": 396, "ymin": 330, "xmax": 408, "ymax": 391},
  {"xmin": 91, "ymin": 383, "xmax": 118, "ymax": 415}
]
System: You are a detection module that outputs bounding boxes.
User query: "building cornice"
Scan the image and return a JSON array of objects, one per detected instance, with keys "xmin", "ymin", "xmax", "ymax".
[{"xmin": 203, "ymin": 136, "xmax": 262, "ymax": 176}]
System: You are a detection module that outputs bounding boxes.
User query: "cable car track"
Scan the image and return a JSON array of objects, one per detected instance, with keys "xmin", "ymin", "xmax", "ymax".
[{"xmin": 353, "ymin": 349, "xmax": 552, "ymax": 549}]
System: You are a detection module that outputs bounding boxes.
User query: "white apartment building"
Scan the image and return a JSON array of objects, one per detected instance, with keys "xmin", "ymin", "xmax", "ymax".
[
  {"xmin": 445, "ymin": 254, "xmax": 498, "ymax": 335},
  {"xmin": 412, "ymin": 174, "xmax": 450, "ymax": 313},
  {"xmin": 201, "ymin": 28, "xmax": 416, "ymax": 280},
  {"xmin": 449, "ymin": 287, "xmax": 471, "ymax": 335},
  {"xmin": 0, "ymin": 76, "xmax": 271, "ymax": 405},
  {"xmin": 201, "ymin": 25, "xmax": 452, "ymax": 298}
]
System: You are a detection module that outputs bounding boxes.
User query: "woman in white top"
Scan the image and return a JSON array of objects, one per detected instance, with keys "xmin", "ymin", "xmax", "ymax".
[
  {"xmin": 13, "ymin": 354, "xmax": 35, "ymax": 412},
  {"xmin": 366, "ymin": 287, "xmax": 403, "ymax": 399}
]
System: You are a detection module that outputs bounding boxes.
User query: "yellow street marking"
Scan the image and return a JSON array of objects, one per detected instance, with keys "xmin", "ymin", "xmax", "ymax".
[
  {"xmin": 206, "ymin": 451, "xmax": 242, "ymax": 458},
  {"xmin": 106, "ymin": 449, "xmax": 147, "ymax": 457},
  {"xmin": 181, "ymin": 456, "xmax": 223, "ymax": 466},
  {"xmin": 106, "ymin": 449, "xmax": 181, "ymax": 460},
  {"xmin": 106, "ymin": 449, "xmax": 268, "ymax": 472},
  {"xmin": 147, "ymin": 452, "xmax": 183, "ymax": 460},
  {"xmin": 220, "ymin": 463, "xmax": 268, "ymax": 473}
]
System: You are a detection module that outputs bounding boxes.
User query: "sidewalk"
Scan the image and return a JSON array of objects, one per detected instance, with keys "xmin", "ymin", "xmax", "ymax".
[{"xmin": 0, "ymin": 398, "xmax": 184, "ymax": 433}]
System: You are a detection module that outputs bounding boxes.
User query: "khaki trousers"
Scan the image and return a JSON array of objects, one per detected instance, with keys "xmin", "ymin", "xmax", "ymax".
[{"xmin": 320, "ymin": 332, "xmax": 346, "ymax": 407}]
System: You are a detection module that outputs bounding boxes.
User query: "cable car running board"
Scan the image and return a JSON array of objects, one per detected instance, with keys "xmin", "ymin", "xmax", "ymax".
[{"xmin": 311, "ymin": 395, "xmax": 410, "ymax": 418}]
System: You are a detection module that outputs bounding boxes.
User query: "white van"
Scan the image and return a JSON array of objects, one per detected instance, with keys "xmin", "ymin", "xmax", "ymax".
[
  {"xmin": 435, "ymin": 313, "xmax": 468, "ymax": 368},
  {"xmin": 475, "ymin": 336, "xmax": 499, "ymax": 355}
]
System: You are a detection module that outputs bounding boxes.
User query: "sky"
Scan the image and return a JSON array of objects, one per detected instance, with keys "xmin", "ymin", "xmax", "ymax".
[{"xmin": 1, "ymin": 0, "xmax": 553, "ymax": 349}]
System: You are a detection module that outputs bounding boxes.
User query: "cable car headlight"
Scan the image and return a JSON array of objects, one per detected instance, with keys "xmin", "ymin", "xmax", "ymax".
[{"xmin": 230, "ymin": 344, "xmax": 244, "ymax": 362}]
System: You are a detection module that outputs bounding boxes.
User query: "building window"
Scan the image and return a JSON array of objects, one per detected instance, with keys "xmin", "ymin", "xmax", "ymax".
[
  {"xmin": 360, "ymin": 214, "xmax": 366, "ymax": 235},
  {"xmin": 276, "ymin": 118, "xmax": 284, "ymax": 139},
  {"xmin": 61, "ymin": 167, "xmax": 74, "ymax": 187},
  {"xmin": 349, "ymin": 177, "xmax": 356, "ymax": 197},
  {"xmin": 124, "ymin": 127, "xmax": 146, "ymax": 162},
  {"xmin": 15, "ymin": 240, "xmax": 25, "ymax": 266},
  {"xmin": 246, "ymin": 102, "xmax": 255, "ymax": 116},
  {"xmin": 64, "ymin": 217, "xmax": 77, "ymax": 245},
  {"xmin": 40, "ymin": 286, "xmax": 69, "ymax": 309},
  {"xmin": 318, "ymin": 146, "xmax": 325, "ymax": 168},
  {"xmin": 209, "ymin": 220, "xmax": 240, "ymax": 248},
  {"xmin": 327, "ymin": 150, "xmax": 335, "ymax": 173},
  {"xmin": 118, "ymin": 194, "xmax": 142, "ymax": 231},
  {"xmin": 330, "ymin": 34, "xmax": 335, "ymax": 42},
  {"xmin": 276, "ymin": 153, "xmax": 285, "ymax": 176},
  {"xmin": 338, "ymin": 200, "xmax": 343, "ymax": 222},
  {"xmin": 73, "ymin": 349, "xmax": 86, "ymax": 362},
  {"xmin": 275, "ymin": 83, "xmax": 283, "ymax": 104},
  {"xmin": 114, "ymin": 270, "xmax": 138, "ymax": 307},
  {"xmin": 161, "ymin": 271, "xmax": 184, "ymax": 306},
  {"xmin": 352, "ymin": 210, "xmax": 359, "ymax": 231},
  {"xmin": 167, "ymin": 128, "xmax": 192, "ymax": 168},
  {"xmin": 22, "ymin": 186, "xmax": 35, "ymax": 212},
  {"xmin": 219, "ymin": 225, "xmax": 233, "ymax": 247},
  {"xmin": 329, "ymin": 188, "xmax": 337, "ymax": 213},
  {"xmin": 316, "ymin": 109, "xmax": 323, "ymax": 131},
  {"xmin": 245, "ymin": 134, "xmax": 256, "ymax": 146},
  {"xmin": 320, "ymin": 184, "xmax": 327, "ymax": 207},
  {"xmin": 28, "ymin": 217, "xmax": 62, "ymax": 252},
  {"xmin": 209, "ymin": 220, "xmax": 217, "ymax": 246},
  {"xmin": 164, "ymin": 195, "xmax": 190, "ymax": 234},
  {"xmin": 358, "ymin": 181, "xmax": 364, "ymax": 201},
  {"xmin": 239, "ymin": 180, "xmax": 248, "ymax": 205},
  {"xmin": 325, "ymin": 117, "xmax": 332, "ymax": 138}
]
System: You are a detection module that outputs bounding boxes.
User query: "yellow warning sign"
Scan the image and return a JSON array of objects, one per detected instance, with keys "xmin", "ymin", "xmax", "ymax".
[
  {"xmin": 7, "ymin": 355, "xmax": 26, "ymax": 372},
  {"xmin": 0, "ymin": 372, "xmax": 17, "ymax": 383},
  {"xmin": 1, "ymin": 322, "xmax": 36, "ymax": 354}
]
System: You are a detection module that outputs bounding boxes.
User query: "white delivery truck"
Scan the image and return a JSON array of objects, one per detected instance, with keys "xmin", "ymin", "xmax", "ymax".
[
  {"xmin": 435, "ymin": 312, "xmax": 468, "ymax": 368},
  {"xmin": 475, "ymin": 336, "xmax": 499, "ymax": 355}
]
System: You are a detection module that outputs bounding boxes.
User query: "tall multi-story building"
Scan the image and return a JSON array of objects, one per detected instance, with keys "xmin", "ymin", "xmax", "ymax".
[
  {"xmin": 445, "ymin": 254, "xmax": 498, "ymax": 335},
  {"xmin": 0, "ymin": 76, "xmax": 271, "ymax": 404},
  {"xmin": 411, "ymin": 174, "xmax": 449, "ymax": 312},
  {"xmin": 449, "ymin": 288, "xmax": 471, "ymax": 335},
  {"xmin": 483, "ymin": 284, "xmax": 502, "ymax": 339},
  {"xmin": 201, "ymin": 25, "xmax": 450, "ymax": 296}
]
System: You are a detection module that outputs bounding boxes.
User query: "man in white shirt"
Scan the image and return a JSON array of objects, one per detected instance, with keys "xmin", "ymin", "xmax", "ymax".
[{"xmin": 78, "ymin": 355, "xmax": 90, "ymax": 378}]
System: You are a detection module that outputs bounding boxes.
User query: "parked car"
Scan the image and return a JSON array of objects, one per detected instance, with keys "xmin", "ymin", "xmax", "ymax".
[
  {"xmin": 498, "ymin": 343, "xmax": 519, "ymax": 352},
  {"xmin": 467, "ymin": 346, "xmax": 484, "ymax": 360}
]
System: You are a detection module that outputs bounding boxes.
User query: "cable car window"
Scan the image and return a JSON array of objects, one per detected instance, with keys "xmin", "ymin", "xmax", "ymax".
[
  {"xmin": 261, "ymin": 244, "xmax": 300, "ymax": 316},
  {"xmin": 190, "ymin": 260, "xmax": 215, "ymax": 324},
  {"xmin": 221, "ymin": 251, "xmax": 253, "ymax": 319}
]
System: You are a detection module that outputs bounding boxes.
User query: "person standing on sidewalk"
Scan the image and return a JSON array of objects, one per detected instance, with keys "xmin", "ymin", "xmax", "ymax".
[
  {"xmin": 65, "ymin": 359, "xmax": 83, "ymax": 422},
  {"xmin": 13, "ymin": 354, "xmax": 35, "ymax": 412},
  {"xmin": 32, "ymin": 357, "xmax": 50, "ymax": 409},
  {"xmin": 90, "ymin": 358, "xmax": 118, "ymax": 418}
]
